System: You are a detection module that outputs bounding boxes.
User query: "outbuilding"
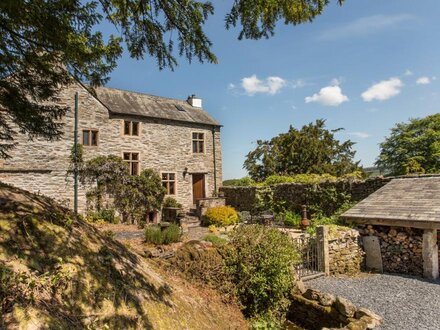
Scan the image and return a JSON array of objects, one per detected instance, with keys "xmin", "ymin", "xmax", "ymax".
[{"xmin": 342, "ymin": 175, "xmax": 440, "ymax": 279}]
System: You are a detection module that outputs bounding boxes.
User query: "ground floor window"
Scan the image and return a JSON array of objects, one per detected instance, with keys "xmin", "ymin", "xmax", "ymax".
[
  {"xmin": 123, "ymin": 152, "xmax": 139, "ymax": 175},
  {"xmin": 162, "ymin": 173, "xmax": 176, "ymax": 195},
  {"xmin": 82, "ymin": 130, "xmax": 98, "ymax": 146}
]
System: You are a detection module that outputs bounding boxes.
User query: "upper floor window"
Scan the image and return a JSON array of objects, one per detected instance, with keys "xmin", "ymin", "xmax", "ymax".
[
  {"xmin": 123, "ymin": 152, "xmax": 139, "ymax": 175},
  {"xmin": 162, "ymin": 173, "xmax": 176, "ymax": 195},
  {"xmin": 192, "ymin": 132, "xmax": 204, "ymax": 153},
  {"xmin": 124, "ymin": 120, "xmax": 139, "ymax": 136},
  {"xmin": 82, "ymin": 130, "xmax": 98, "ymax": 146}
]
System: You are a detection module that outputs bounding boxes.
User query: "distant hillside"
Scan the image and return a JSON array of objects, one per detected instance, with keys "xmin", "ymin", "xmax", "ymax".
[{"xmin": 0, "ymin": 182, "xmax": 246, "ymax": 329}]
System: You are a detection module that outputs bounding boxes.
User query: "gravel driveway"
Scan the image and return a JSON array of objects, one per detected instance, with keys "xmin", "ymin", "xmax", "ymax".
[{"xmin": 308, "ymin": 274, "xmax": 440, "ymax": 330}]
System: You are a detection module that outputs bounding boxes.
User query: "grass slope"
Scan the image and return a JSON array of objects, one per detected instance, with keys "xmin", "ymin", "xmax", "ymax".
[{"xmin": 0, "ymin": 182, "xmax": 246, "ymax": 329}]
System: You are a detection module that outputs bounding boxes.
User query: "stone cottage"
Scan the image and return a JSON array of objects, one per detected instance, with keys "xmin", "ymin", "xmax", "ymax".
[{"xmin": 0, "ymin": 81, "xmax": 222, "ymax": 214}]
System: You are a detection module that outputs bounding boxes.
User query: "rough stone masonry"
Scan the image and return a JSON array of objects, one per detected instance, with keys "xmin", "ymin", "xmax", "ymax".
[{"xmin": 0, "ymin": 82, "xmax": 222, "ymax": 213}]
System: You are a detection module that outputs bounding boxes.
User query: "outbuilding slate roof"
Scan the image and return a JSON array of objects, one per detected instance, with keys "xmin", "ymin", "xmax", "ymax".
[
  {"xmin": 342, "ymin": 176, "xmax": 440, "ymax": 225},
  {"xmin": 94, "ymin": 86, "xmax": 220, "ymax": 127}
]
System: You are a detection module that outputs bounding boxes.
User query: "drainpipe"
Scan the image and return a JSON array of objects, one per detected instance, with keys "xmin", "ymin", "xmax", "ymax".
[
  {"xmin": 73, "ymin": 92, "xmax": 78, "ymax": 217},
  {"xmin": 212, "ymin": 127, "xmax": 217, "ymax": 195}
]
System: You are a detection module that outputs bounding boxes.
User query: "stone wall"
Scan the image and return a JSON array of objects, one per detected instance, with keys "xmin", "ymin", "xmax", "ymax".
[
  {"xmin": 218, "ymin": 186, "xmax": 256, "ymax": 212},
  {"xmin": 359, "ymin": 225, "xmax": 425, "ymax": 276},
  {"xmin": 288, "ymin": 288, "xmax": 382, "ymax": 330},
  {"xmin": 220, "ymin": 177, "xmax": 391, "ymax": 214},
  {"xmin": 197, "ymin": 197, "xmax": 226, "ymax": 217},
  {"xmin": 0, "ymin": 82, "xmax": 222, "ymax": 213},
  {"xmin": 327, "ymin": 227, "xmax": 365, "ymax": 276}
]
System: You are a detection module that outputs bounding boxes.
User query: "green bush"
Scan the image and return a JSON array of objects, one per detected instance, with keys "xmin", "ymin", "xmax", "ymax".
[
  {"xmin": 204, "ymin": 206, "xmax": 239, "ymax": 227},
  {"xmin": 263, "ymin": 175, "xmax": 295, "ymax": 186},
  {"xmin": 283, "ymin": 211, "xmax": 301, "ymax": 228},
  {"xmin": 163, "ymin": 196, "xmax": 182, "ymax": 208},
  {"xmin": 227, "ymin": 225, "xmax": 299, "ymax": 319},
  {"xmin": 222, "ymin": 177, "xmax": 255, "ymax": 187},
  {"xmin": 145, "ymin": 225, "xmax": 163, "ymax": 245},
  {"xmin": 162, "ymin": 224, "xmax": 181, "ymax": 244},
  {"xmin": 307, "ymin": 202, "xmax": 355, "ymax": 235},
  {"xmin": 145, "ymin": 224, "xmax": 181, "ymax": 245},
  {"xmin": 203, "ymin": 234, "xmax": 228, "ymax": 246},
  {"xmin": 87, "ymin": 208, "xmax": 120, "ymax": 224}
]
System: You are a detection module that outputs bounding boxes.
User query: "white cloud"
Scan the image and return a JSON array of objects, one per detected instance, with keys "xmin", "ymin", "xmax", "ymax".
[
  {"xmin": 416, "ymin": 76, "xmax": 435, "ymax": 85},
  {"xmin": 348, "ymin": 132, "xmax": 370, "ymax": 139},
  {"xmin": 319, "ymin": 14, "xmax": 414, "ymax": 40},
  {"xmin": 404, "ymin": 69, "xmax": 413, "ymax": 76},
  {"xmin": 292, "ymin": 79, "xmax": 306, "ymax": 89},
  {"xmin": 241, "ymin": 75, "xmax": 286, "ymax": 95},
  {"xmin": 305, "ymin": 80, "xmax": 349, "ymax": 107},
  {"xmin": 361, "ymin": 77, "xmax": 403, "ymax": 102}
]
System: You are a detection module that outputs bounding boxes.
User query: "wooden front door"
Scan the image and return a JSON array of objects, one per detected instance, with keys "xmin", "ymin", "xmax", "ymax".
[{"xmin": 192, "ymin": 174, "xmax": 205, "ymax": 205}]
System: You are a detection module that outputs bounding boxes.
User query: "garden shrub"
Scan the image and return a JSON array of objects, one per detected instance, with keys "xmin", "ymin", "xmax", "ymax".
[
  {"xmin": 263, "ymin": 175, "xmax": 295, "ymax": 186},
  {"xmin": 306, "ymin": 202, "xmax": 355, "ymax": 235},
  {"xmin": 145, "ymin": 224, "xmax": 181, "ymax": 245},
  {"xmin": 80, "ymin": 156, "xmax": 165, "ymax": 224},
  {"xmin": 162, "ymin": 224, "xmax": 181, "ymax": 244},
  {"xmin": 223, "ymin": 177, "xmax": 255, "ymax": 187},
  {"xmin": 163, "ymin": 196, "xmax": 182, "ymax": 208},
  {"xmin": 227, "ymin": 225, "xmax": 299, "ymax": 320},
  {"xmin": 283, "ymin": 211, "xmax": 301, "ymax": 228},
  {"xmin": 203, "ymin": 234, "xmax": 228, "ymax": 246},
  {"xmin": 204, "ymin": 206, "xmax": 239, "ymax": 227},
  {"xmin": 208, "ymin": 224, "xmax": 218, "ymax": 234},
  {"xmin": 145, "ymin": 225, "xmax": 163, "ymax": 245},
  {"xmin": 166, "ymin": 242, "xmax": 237, "ymax": 303},
  {"xmin": 86, "ymin": 208, "xmax": 120, "ymax": 224}
]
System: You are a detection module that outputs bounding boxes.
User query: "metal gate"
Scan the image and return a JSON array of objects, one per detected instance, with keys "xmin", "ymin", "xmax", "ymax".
[{"xmin": 293, "ymin": 235, "xmax": 324, "ymax": 280}]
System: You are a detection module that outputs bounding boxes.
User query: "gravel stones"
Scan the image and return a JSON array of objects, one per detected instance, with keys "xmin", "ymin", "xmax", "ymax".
[{"xmin": 309, "ymin": 274, "xmax": 440, "ymax": 330}]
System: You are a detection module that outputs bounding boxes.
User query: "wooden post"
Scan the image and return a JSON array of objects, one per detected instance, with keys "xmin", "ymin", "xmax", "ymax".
[
  {"xmin": 422, "ymin": 229, "xmax": 439, "ymax": 279},
  {"xmin": 316, "ymin": 225, "xmax": 330, "ymax": 276}
]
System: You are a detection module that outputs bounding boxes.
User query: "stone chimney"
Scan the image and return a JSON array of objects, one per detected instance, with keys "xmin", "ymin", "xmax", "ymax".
[{"xmin": 187, "ymin": 94, "xmax": 202, "ymax": 108}]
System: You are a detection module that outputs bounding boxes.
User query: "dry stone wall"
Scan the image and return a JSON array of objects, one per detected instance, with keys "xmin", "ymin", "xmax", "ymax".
[
  {"xmin": 328, "ymin": 227, "xmax": 365, "ymax": 276},
  {"xmin": 0, "ymin": 82, "xmax": 222, "ymax": 213},
  {"xmin": 288, "ymin": 288, "xmax": 383, "ymax": 330},
  {"xmin": 220, "ymin": 177, "xmax": 391, "ymax": 214}
]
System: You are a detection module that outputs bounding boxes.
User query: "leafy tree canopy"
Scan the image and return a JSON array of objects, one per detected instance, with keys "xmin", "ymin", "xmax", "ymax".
[
  {"xmin": 376, "ymin": 113, "xmax": 440, "ymax": 176},
  {"xmin": 0, "ymin": 0, "xmax": 343, "ymax": 158},
  {"xmin": 244, "ymin": 119, "xmax": 360, "ymax": 181}
]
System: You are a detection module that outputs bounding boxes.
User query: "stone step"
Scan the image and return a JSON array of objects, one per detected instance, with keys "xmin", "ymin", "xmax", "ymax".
[{"xmin": 180, "ymin": 214, "xmax": 201, "ymax": 228}]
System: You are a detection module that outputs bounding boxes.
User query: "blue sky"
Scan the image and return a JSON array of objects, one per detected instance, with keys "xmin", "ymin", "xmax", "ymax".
[{"xmin": 102, "ymin": 0, "xmax": 440, "ymax": 179}]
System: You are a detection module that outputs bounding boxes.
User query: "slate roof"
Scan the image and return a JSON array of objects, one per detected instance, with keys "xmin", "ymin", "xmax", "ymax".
[
  {"xmin": 342, "ymin": 176, "xmax": 440, "ymax": 224},
  {"xmin": 94, "ymin": 86, "xmax": 220, "ymax": 127}
]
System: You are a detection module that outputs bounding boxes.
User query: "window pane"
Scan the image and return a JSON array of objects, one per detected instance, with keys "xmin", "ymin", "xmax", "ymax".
[
  {"xmin": 123, "ymin": 153, "xmax": 130, "ymax": 160},
  {"xmin": 82, "ymin": 131, "xmax": 89, "ymax": 145},
  {"xmin": 169, "ymin": 173, "xmax": 175, "ymax": 180},
  {"xmin": 192, "ymin": 132, "xmax": 197, "ymax": 139},
  {"xmin": 193, "ymin": 141, "xmax": 198, "ymax": 153},
  {"xmin": 132, "ymin": 153, "xmax": 139, "ymax": 160},
  {"xmin": 124, "ymin": 121, "xmax": 130, "ymax": 135},
  {"xmin": 198, "ymin": 133, "xmax": 204, "ymax": 140},
  {"xmin": 132, "ymin": 162, "xmax": 139, "ymax": 175},
  {"xmin": 162, "ymin": 182, "xmax": 168, "ymax": 191},
  {"xmin": 162, "ymin": 173, "xmax": 168, "ymax": 180},
  {"xmin": 198, "ymin": 141, "xmax": 204, "ymax": 153},
  {"xmin": 91, "ymin": 131, "xmax": 98, "ymax": 146},
  {"xmin": 169, "ymin": 182, "xmax": 175, "ymax": 195},
  {"xmin": 132, "ymin": 122, "xmax": 139, "ymax": 136}
]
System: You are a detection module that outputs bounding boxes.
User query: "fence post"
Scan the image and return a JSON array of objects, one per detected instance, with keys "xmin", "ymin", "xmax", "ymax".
[{"xmin": 316, "ymin": 225, "xmax": 330, "ymax": 276}]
